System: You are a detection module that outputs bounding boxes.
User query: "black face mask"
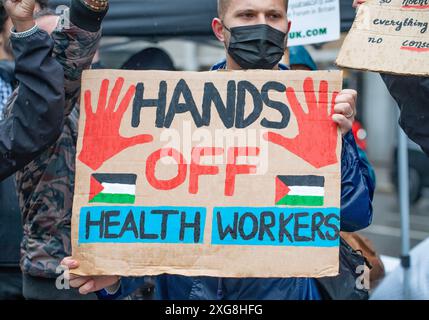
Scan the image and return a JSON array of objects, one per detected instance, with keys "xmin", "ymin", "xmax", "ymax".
[{"xmin": 223, "ymin": 23, "xmax": 286, "ymax": 70}]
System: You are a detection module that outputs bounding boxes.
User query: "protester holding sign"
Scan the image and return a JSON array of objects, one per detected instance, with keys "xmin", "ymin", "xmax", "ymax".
[
  {"xmin": 350, "ymin": 0, "xmax": 429, "ymax": 156},
  {"xmin": 0, "ymin": 0, "xmax": 64, "ymax": 182},
  {"xmin": 7, "ymin": 0, "xmax": 109, "ymax": 300},
  {"xmin": 63, "ymin": 0, "xmax": 374, "ymax": 300}
]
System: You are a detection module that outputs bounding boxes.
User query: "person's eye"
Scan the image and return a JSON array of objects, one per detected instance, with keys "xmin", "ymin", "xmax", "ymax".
[{"xmin": 239, "ymin": 12, "xmax": 255, "ymax": 19}]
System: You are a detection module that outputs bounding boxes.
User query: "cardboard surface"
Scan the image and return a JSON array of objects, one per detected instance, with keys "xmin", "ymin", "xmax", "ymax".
[
  {"xmin": 72, "ymin": 70, "xmax": 343, "ymax": 277},
  {"xmin": 337, "ymin": 0, "xmax": 429, "ymax": 75}
]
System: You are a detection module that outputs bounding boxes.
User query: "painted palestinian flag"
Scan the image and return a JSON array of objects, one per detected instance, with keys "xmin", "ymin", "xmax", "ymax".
[
  {"xmin": 275, "ymin": 175, "xmax": 325, "ymax": 207},
  {"xmin": 89, "ymin": 174, "xmax": 137, "ymax": 204}
]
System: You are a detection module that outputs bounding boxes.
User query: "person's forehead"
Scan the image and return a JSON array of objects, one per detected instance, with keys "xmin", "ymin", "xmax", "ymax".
[{"xmin": 227, "ymin": 0, "xmax": 286, "ymax": 13}]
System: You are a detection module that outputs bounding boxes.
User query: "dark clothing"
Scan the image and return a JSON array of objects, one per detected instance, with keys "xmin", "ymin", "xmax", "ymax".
[
  {"xmin": 0, "ymin": 59, "xmax": 23, "ymax": 301},
  {"xmin": 0, "ymin": 177, "xmax": 22, "ymax": 267},
  {"xmin": 0, "ymin": 29, "xmax": 65, "ymax": 182},
  {"xmin": 0, "ymin": 59, "xmax": 21, "ymax": 269},
  {"xmin": 381, "ymin": 74, "xmax": 429, "ymax": 156},
  {"xmin": 0, "ymin": 60, "xmax": 15, "ymax": 85},
  {"xmin": 13, "ymin": 2, "xmax": 105, "ymax": 280},
  {"xmin": 22, "ymin": 274, "xmax": 96, "ymax": 300},
  {"xmin": 0, "ymin": 267, "xmax": 23, "ymax": 300},
  {"xmin": 0, "ymin": 183, "xmax": 23, "ymax": 300}
]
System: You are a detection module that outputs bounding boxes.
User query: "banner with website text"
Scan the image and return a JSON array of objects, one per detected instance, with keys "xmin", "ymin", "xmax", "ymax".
[{"xmin": 288, "ymin": 0, "xmax": 341, "ymax": 46}]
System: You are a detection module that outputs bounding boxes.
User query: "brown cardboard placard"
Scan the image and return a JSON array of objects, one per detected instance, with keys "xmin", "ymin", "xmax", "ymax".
[
  {"xmin": 71, "ymin": 70, "xmax": 343, "ymax": 278},
  {"xmin": 337, "ymin": 0, "xmax": 429, "ymax": 75}
]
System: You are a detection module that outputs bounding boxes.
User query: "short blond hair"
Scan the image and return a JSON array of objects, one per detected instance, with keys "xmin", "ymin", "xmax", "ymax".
[{"xmin": 217, "ymin": 0, "xmax": 289, "ymax": 19}]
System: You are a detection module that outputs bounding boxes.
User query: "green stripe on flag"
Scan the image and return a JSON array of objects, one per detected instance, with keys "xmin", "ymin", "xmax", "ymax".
[
  {"xmin": 89, "ymin": 193, "xmax": 135, "ymax": 204},
  {"xmin": 276, "ymin": 195, "xmax": 324, "ymax": 207}
]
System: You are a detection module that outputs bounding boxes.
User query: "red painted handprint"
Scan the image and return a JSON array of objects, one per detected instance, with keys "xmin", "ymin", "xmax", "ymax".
[
  {"xmin": 264, "ymin": 77, "xmax": 339, "ymax": 169},
  {"xmin": 78, "ymin": 77, "xmax": 154, "ymax": 170}
]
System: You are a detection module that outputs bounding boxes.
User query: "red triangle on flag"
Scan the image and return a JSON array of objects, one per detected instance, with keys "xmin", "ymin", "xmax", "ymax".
[
  {"xmin": 89, "ymin": 175, "xmax": 104, "ymax": 201},
  {"xmin": 275, "ymin": 176, "xmax": 291, "ymax": 204}
]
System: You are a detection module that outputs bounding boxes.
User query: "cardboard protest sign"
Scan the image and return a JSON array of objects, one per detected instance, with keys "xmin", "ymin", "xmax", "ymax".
[
  {"xmin": 287, "ymin": 0, "xmax": 341, "ymax": 46},
  {"xmin": 72, "ymin": 70, "xmax": 343, "ymax": 278},
  {"xmin": 337, "ymin": 0, "xmax": 429, "ymax": 75}
]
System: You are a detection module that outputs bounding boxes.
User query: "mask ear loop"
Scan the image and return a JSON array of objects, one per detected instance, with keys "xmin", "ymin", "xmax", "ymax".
[
  {"xmin": 220, "ymin": 21, "xmax": 231, "ymax": 70},
  {"xmin": 221, "ymin": 21, "xmax": 232, "ymax": 33}
]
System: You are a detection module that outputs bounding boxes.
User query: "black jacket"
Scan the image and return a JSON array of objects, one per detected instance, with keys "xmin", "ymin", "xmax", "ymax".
[
  {"xmin": 0, "ymin": 60, "xmax": 15, "ymax": 85},
  {"xmin": 0, "ymin": 176, "xmax": 22, "ymax": 267},
  {"xmin": 0, "ymin": 28, "xmax": 65, "ymax": 181},
  {"xmin": 0, "ymin": 60, "xmax": 22, "ymax": 268},
  {"xmin": 382, "ymin": 74, "xmax": 429, "ymax": 156}
]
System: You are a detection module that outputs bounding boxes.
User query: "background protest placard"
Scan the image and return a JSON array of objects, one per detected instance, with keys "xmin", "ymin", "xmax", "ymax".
[
  {"xmin": 72, "ymin": 70, "xmax": 343, "ymax": 278},
  {"xmin": 287, "ymin": 0, "xmax": 341, "ymax": 46},
  {"xmin": 337, "ymin": 0, "xmax": 429, "ymax": 75}
]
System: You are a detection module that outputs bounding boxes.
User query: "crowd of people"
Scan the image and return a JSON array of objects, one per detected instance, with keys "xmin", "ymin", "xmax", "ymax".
[{"xmin": 0, "ymin": 0, "xmax": 427, "ymax": 301}]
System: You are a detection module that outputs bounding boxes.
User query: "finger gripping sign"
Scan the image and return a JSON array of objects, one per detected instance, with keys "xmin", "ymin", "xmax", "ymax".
[
  {"xmin": 72, "ymin": 69, "xmax": 343, "ymax": 278},
  {"xmin": 337, "ymin": 0, "xmax": 429, "ymax": 75}
]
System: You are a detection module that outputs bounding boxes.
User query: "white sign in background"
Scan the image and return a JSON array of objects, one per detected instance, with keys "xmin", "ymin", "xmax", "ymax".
[{"xmin": 287, "ymin": 0, "xmax": 341, "ymax": 46}]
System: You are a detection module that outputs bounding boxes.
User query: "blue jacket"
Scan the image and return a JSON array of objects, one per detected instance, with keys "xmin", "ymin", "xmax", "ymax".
[{"xmin": 98, "ymin": 62, "xmax": 374, "ymax": 301}]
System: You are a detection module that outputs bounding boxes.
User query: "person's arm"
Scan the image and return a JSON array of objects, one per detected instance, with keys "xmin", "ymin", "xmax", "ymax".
[
  {"xmin": 0, "ymin": 1, "xmax": 65, "ymax": 181},
  {"xmin": 340, "ymin": 132, "xmax": 374, "ymax": 232},
  {"xmin": 381, "ymin": 74, "xmax": 429, "ymax": 156},
  {"xmin": 52, "ymin": 0, "xmax": 108, "ymax": 116}
]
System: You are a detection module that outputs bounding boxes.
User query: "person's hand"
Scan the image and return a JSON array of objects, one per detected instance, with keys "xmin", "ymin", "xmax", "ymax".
[
  {"xmin": 332, "ymin": 89, "xmax": 357, "ymax": 136},
  {"xmin": 353, "ymin": 0, "xmax": 367, "ymax": 9},
  {"xmin": 3, "ymin": 0, "xmax": 36, "ymax": 32},
  {"xmin": 61, "ymin": 257, "xmax": 120, "ymax": 295}
]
